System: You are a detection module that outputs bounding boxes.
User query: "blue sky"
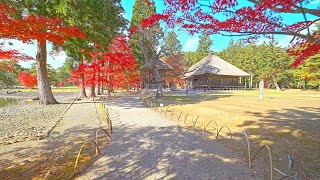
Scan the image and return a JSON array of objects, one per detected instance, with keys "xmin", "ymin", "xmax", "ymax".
[
  {"xmin": 123, "ymin": 0, "xmax": 319, "ymax": 51},
  {"xmin": 2, "ymin": 0, "xmax": 319, "ymax": 68}
]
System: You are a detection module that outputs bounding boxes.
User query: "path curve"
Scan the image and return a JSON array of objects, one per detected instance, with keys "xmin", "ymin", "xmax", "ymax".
[{"xmin": 77, "ymin": 96, "xmax": 263, "ymax": 180}]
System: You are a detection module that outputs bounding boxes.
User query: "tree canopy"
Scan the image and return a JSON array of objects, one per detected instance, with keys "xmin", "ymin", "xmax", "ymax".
[{"xmin": 159, "ymin": 0, "xmax": 320, "ymax": 66}]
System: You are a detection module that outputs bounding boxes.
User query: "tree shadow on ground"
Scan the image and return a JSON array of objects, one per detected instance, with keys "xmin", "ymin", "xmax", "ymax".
[
  {"xmin": 149, "ymin": 94, "xmax": 233, "ymax": 107},
  {"xmin": 77, "ymin": 122, "xmax": 264, "ymax": 179},
  {"xmin": 238, "ymin": 107, "xmax": 320, "ymax": 178},
  {"xmin": 0, "ymin": 125, "xmax": 110, "ymax": 179}
]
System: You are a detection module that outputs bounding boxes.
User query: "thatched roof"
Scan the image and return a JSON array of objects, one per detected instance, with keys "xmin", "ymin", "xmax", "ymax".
[
  {"xmin": 184, "ymin": 54, "xmax": 250, "ymax": 77},
  {"xmin": 140, "ymin": 58, "xmax": 173, "ymax": 70}
]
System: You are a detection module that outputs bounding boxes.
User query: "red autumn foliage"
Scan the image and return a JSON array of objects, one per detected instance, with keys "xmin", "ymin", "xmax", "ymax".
[
  {"xmin": 141, "ymin": 14, "xmax": 168, "ymax": 30},
  {"xmin": 17, "ymin": 72, "xmax": 38, "ymax": 88},
  {"xmin": 164, "ymin": 54, "xmax": 189, "ymax": 88},
  {"xmin": 68, "ymin": 36, "xmax": 141, "ymax": 94},
  {"xmin": 67, "ymin": 63, "xmax": 88, "ymax": 86},
  {"xmin": 0, "ymin": 2, "xmax": 85, "ymax": 45},
  {"xmin": 287, "ymin": 32, "xmax": 320, "ymax": 67},
  {"xmin": 143, "ymin": 0, "xmax": 319, "ymax": 67},
  {"xmin": 0, "ymin": 2, "xmax": 85, "ymax": 63},
  {"xmin": 57, "ymin": 80, "xmax": 64, "ymax": 87},
  {"xmin": 0, "ymin": 49, "xmax": 33, "ymax": 61},
  {"xmin": 130, "ymin": 26, "xmax": 138, "ymax": 35}
]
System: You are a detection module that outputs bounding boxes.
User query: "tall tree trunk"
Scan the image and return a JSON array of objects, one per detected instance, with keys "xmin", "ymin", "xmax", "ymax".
[
  {"xmin": 151, "ymin": 55, "xmax": 163, "ymax": 98},
  {"xmin": 101, "ymin": 82, "xmax": 104, "ymax": 94},
  {"xmin": 97, "ymin": 82, "xmax": 101, "ymax": 95},
  {"xmin": 79, "ymin": 73, "xmax": 87, "ymax": 98},
  {"xmin": 90, "ymin": 72, "xmax": 96, "ymax": 97},
  {"xmin": 36, "ymin": 42, "xmax": 58, "ymax": 105},
  {"xmin": 96, "ymin": 72, "xmax": 101, "ymax": 95},
  {"xmin": 90, "ymin": 85, "xmax": 96, "ymax": 97},
  {"xmin": 107, "ymin": 85, "xmax": 112, "ymax": 98}
]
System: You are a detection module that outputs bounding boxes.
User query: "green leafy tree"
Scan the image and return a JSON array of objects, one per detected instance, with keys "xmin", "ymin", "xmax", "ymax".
[
  {"xmin": 258, "ymin": 41, "xmax": 291, "ymax": 90},
  {"xmin": 218, "ymin": 39, "xmax": 291, "ymax": 90},
  {"xmin": 182, "ymin": 51, "xmax": 203, "ymax": 65},
  {"xmin": 0, "ymin": 61, "xmax": 23, "ymax": 88}
]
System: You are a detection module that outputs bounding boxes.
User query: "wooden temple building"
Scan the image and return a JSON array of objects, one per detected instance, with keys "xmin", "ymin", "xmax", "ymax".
[
  {"xmin": 184, "ymin": 53, "xmax": 250, "ymax": 90},
  {"xmin": 141, "ymin": 59, "xmax": 173, "ymax": 89}
]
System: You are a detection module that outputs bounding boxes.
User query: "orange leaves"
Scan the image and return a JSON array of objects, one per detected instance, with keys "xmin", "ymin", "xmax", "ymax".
[
  {"xmin": 17, "ymin": 72, "xmax": 38, "ymax": 88},
  {"xmin": 0, "ymin": 2, "xmax": 85, "ymax": 47},
  {"xmin": 130, "ymin": 26, "xmax": 138, "ymax": 35},
  {"xmin": 0, "ymin": 49, "xmax": 33, "ymax": 62},
  {"xmin": 288, "ymin": 37, "xmax": 320, "ymax": 67},
  {"xmin": 68, "ymin": 36, "xmax": 141, "ymax": 90},
  {"xmin": 141, "ymin": 14, "xmax": 168, "ymax": 30},
  {"xmin": 129, "ymin": 14, "xmax": 169, "ymax": 35}
]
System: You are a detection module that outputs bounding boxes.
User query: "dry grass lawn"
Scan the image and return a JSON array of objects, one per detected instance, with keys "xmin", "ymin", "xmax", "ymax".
[{"xmin": 151, "ymin": 89, "xmax": 320, "ymax": 178}]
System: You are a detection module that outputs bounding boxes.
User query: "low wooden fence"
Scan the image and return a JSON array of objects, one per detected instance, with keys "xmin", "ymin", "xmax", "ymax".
[
  {"xmin": 44, "ymin": 98, "xmax": 113, "ymax": 179},
  {"xmin": 140, "ymin": 96, "xmax": 309, "ymax": 180}
]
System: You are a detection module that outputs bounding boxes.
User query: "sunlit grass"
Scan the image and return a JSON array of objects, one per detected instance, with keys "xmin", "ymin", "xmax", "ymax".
[{"xmin": 150, "ymin": 89, "xmax": 320, "ymax": 176}]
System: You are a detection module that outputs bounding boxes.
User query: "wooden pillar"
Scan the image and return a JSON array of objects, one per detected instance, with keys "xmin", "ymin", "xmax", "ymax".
[
  {"xmin": 163, "ymin": 70, "xmax": 166, "ymax": 89},
  {"xmin": 148, "ymin": 70, "xmax": 151, "ymax": 89}
]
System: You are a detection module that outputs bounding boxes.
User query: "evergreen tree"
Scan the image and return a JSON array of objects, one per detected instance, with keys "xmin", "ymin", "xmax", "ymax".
[
  {"xmin": 130, "ymin": 0, "xmax": 156, "ymax": 65},
  {"xmin": 196, "ymin": 33, "xmax": 213, "ymax": 57},
  {"xmin": 163, "ymin": 31, "xmax": 182, "ymax": 55}
]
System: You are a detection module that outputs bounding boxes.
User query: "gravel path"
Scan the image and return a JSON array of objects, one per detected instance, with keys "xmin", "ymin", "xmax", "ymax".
[
  {"xmin": 77, "ymin": 96, "xmax": 263, "ymax": 179},
  {"xmin": 0, "ymin": 92, "xmax": 79, "ymax": 145},
  {"xmin": 0, "ymin": 102, "xmax": 68, "ymax": 144},
  {"xmin": 0, "ymin": 99, "xmax": 103, "ymax": 178}
]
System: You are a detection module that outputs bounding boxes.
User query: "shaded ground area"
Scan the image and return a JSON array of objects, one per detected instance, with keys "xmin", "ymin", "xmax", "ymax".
[
  {"xmin": 77, "ymin": 96, "xmax": 263, "ymax": 179},
  {"xmin": 154, "ymin": 89, "xmax": 320, "ymax": 178},
  {"xmin": 0, "ymin": 99, "xmax": 107, "ymax": 179}
]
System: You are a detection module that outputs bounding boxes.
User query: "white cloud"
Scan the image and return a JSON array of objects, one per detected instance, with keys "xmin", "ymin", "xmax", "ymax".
[
  {"xmin": 278, "ymin": 36, "xmax": 293, "ymax": 47},
  {"xmin": 257, "ymin": 37, "xmax": 271, "ymax": 45},
  {"xmin": 48, "ymin": 51, "xmax": 67, "ymax": 69},
  {"xmin": 183, "ymin": 37, "xmax": 199, "ymax": 52},
  {"xmin": 300, "ymin": 23, "xmax": 317, "ymax": 35}
]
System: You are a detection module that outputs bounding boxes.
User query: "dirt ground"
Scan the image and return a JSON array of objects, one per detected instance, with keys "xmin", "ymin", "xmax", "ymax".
[{"xmin": 153, "ymin": 89, "xmax": 320, "ymax": 178}]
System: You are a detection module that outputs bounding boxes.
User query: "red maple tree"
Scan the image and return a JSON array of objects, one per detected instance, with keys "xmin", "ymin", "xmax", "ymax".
[
  {"xmin": 0, "ymin": 2, "xmax": 85, "ymax": 104},
  {"xmin": 139, "ymin": 0, "xmax": 319, "ymax": 67},
  {"xmin": 68, "ymin": 36, "xmax": 141, "ymax": 97},
  {"xmin": 164, "ymin": 53, "xmax": 189, "ymax": 88},
  {"xmin": 17, "ymin": 72, "xmax": 37, "ymax": 88}
]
